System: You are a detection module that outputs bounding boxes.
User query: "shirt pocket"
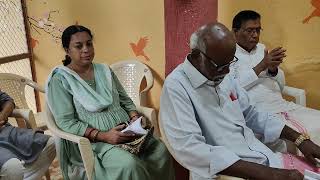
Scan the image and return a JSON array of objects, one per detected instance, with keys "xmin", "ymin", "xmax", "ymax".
[{"xmin": 224, "ymin": 99, "xmax": 246, "ymax": 125}]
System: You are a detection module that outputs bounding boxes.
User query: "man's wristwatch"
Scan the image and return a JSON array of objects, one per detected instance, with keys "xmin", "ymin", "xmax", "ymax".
[{"xmin": 295, "ymin": 133, "xmax": 310, "ymax": 147}]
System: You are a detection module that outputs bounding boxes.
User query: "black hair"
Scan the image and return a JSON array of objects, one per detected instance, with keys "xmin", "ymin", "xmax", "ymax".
[
  {"xmin": 61, "ymin": 25, "xmax": 93, "ymax": 66},
  {"xmin": 232, "ymin": 10, "xmax": 261, "ymax": 31}
]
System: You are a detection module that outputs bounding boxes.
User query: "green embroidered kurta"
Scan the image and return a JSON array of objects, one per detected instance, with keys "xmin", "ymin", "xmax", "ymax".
[{"xmin": 47, "ymin": 63, "xmax": 173, "ymax": 180}]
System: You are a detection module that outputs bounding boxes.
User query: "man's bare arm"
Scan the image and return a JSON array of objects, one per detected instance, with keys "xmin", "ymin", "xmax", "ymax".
[
  {"xmin": 220, "ymin": 159, "xmax": 303, "ymax": 180},
  {"xmin": 0, "ymin": 100, "xmax": 15, "ymax": 127}
]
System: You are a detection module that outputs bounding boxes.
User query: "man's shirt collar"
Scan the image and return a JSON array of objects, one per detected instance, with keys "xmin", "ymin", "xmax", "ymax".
[
  {"xmin": 236, "ymin": 43, "xmax": 258, "ymax": 54},
  {"xmin": 182, "ymin": 56, "xmax": 208, "ymax": 89}
]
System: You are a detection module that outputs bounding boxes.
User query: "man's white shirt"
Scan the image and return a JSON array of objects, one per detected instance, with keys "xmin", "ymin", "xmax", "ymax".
[
  {"xmin": 230, "ymin": 43, "xmax": 299, "ymax": 113},
  {"xmin": 160, "ymin": 58, "xmax": 284, "ymax": 179}
]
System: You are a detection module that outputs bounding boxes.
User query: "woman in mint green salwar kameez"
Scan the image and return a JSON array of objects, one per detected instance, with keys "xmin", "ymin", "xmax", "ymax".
[{"xmin": 46, "ymin": 25, "xmax": 174, "ymax": 180}]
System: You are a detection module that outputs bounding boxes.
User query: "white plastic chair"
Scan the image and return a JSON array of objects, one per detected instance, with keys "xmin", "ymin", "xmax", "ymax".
[
  {"xmin": 110, "ymin": 60, "xmax": 154, "ymax": 107},
  {"xmin": 8, "ymin": 109, "xmax": 52, "ymax": 180},
  {"xmin": 110, "ymin": 60, "xmax": 159, "ymax": 136},
  {"xmin": 158, "ymin": 115, "xmax": 245, "ymax": 180},
  {"xmin": 0, "ymin": 73, "xmax": 47, "ymax": 128},
  {"xmin": 45, "ymin": 103, "xmax": 156, "ymax": 180},
  {"xmin": 45, "ymin": 103, "xmax": 94, "ymax": 180},
  {"xmin": 278, "ymin": 69, "xmax": 306, "ymax": 106},
  {"xmin": 265, "ymin": 68, "xmax": 306, "ymax": 106}
]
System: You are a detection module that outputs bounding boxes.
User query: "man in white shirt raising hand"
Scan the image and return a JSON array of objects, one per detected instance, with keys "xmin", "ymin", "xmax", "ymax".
[{"xmin": 230, "ymin": 10, "xmax": 320, "ymax": 149}]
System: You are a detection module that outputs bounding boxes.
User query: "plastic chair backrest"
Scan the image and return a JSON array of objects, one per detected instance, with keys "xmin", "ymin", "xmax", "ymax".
[
  {"xmin": 110, "ymin": 60, "xmax": 153, "ymax": 106},
  {"xmin": 0, "ymin": 73, "xmax": 44, "ymax": 111}
]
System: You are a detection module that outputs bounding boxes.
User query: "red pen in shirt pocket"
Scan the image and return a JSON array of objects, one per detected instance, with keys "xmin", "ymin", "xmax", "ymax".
[{"xmin": 230, "ymin": 92, "xmax": 237, "ymax": 101}]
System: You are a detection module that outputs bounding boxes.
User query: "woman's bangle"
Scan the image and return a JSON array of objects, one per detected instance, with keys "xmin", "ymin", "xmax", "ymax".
[
  {"xmin": 86, "ymin": 128, "xmax": 95, "ymax": 139},
  {"xmin": 92, "ymin": 130, "xmax": 100, "ymax": 142}
]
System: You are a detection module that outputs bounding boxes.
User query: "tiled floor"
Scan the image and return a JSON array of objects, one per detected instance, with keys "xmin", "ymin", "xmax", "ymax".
[{"xmin": 41, "ymin": 158, "xmax": 63, "ymax": 180}]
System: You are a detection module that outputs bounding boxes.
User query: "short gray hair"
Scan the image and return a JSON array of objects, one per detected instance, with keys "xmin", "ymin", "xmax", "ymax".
[{"xmin": 189, "ymin": 28, "xmax": 206, "ymax": 52}]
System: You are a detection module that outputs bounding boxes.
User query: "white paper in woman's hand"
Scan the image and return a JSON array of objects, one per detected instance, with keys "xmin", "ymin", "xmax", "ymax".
[{"xmin": 121, "ymin": 117, "xmax": 147, "ymax": 135}]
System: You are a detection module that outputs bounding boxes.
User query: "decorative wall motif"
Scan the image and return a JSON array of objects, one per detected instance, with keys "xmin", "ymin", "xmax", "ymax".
[
  {"xmin": 303, "ymin": 0, "xmax": 320, "ymax": 23},
  {"xmin": 27, "ymin": 10, "xmax": 64, "ymax": 48},
  {"xmin": 130, "ymin": 36, "xmax": 150, "ymax": 61}
]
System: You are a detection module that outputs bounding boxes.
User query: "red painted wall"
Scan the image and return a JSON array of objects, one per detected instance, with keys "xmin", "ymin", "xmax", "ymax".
[{"xmin": 164, "ymin": 0, "xmax": 218, "ymax": 76}]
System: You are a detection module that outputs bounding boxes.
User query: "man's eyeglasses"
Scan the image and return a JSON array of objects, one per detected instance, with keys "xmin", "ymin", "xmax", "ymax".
[
  {"xmin": 242, "ymin": 27, "xmax": 263, "ymax": 34},
  {"xmin": 199, "ymin": 50, "xmax": 239, "ymax": 72}
]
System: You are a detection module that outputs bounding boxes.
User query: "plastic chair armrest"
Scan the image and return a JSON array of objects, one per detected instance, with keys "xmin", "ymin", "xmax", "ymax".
[
  {"xmin": 47, "ymin": 123, "xmax": 94, "ymax": 180},
  {"xmin": 282, "ymin": 86, "xmax": 306, "ymax": 106},
  {"xmin": 11, "ymin": 109, "xmax": 37, "ymax": 129},
  {"xmin": 136, "ymin": 105, "xmax": 159, "ymax": 137}
]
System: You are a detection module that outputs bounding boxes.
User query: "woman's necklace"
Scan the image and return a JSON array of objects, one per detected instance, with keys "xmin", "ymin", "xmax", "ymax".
[
  {"xmin": 68, "ymin": 64, "xmax": 94, "ymax": 80},
  {"xmin": 87, "ymin": 79, "xmax": 96, "ymax": 86},
  {"xmin": 68, "ymin": 64, "xmax": 95, "ymax": 86}
]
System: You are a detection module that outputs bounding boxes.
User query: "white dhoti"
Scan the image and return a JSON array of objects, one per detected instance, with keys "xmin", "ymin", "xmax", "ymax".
[
  {"xmin": 280, "ymin": 106, "xmax": 320, "ymax": 145},
  {"xmin": 265, "ymin": 106, "xmax": 320, "ymax": 154}
]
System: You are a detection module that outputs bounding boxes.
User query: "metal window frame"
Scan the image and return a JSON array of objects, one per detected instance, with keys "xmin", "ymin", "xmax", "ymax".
[{"xmin": 0, "ymin": 0, "xmax": 40, "ymax": 112}]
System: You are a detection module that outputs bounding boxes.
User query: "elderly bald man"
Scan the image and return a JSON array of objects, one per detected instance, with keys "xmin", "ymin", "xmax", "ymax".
[{"xmin": 160, "ymin": 22, "xmax": 320, "ymax": 180}]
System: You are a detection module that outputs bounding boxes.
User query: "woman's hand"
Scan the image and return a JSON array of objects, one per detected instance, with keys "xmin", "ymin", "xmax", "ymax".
[
  {"xmin": 0, "ymin": 101, "xmax": 14, "ymax": 128},
  {"xmin": 130, "ymin": 115, "xmax": 140, "ymax": 123},
  {"xmin": 129, "ymin": 111, "xmax": 140, "ymax": 123},
  {"xmin": 98, "ymin": 124, "xmax": 137, "ymax": 145}
]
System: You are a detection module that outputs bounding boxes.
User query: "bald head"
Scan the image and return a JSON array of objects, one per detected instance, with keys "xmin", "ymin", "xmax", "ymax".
[
  {"xmin": 190, "ymin": 22, "xmax": 236, "ymax": 65},
  {"xmin": 189, "ymin": 22, "xmax": 236, "ymax": 81}
]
